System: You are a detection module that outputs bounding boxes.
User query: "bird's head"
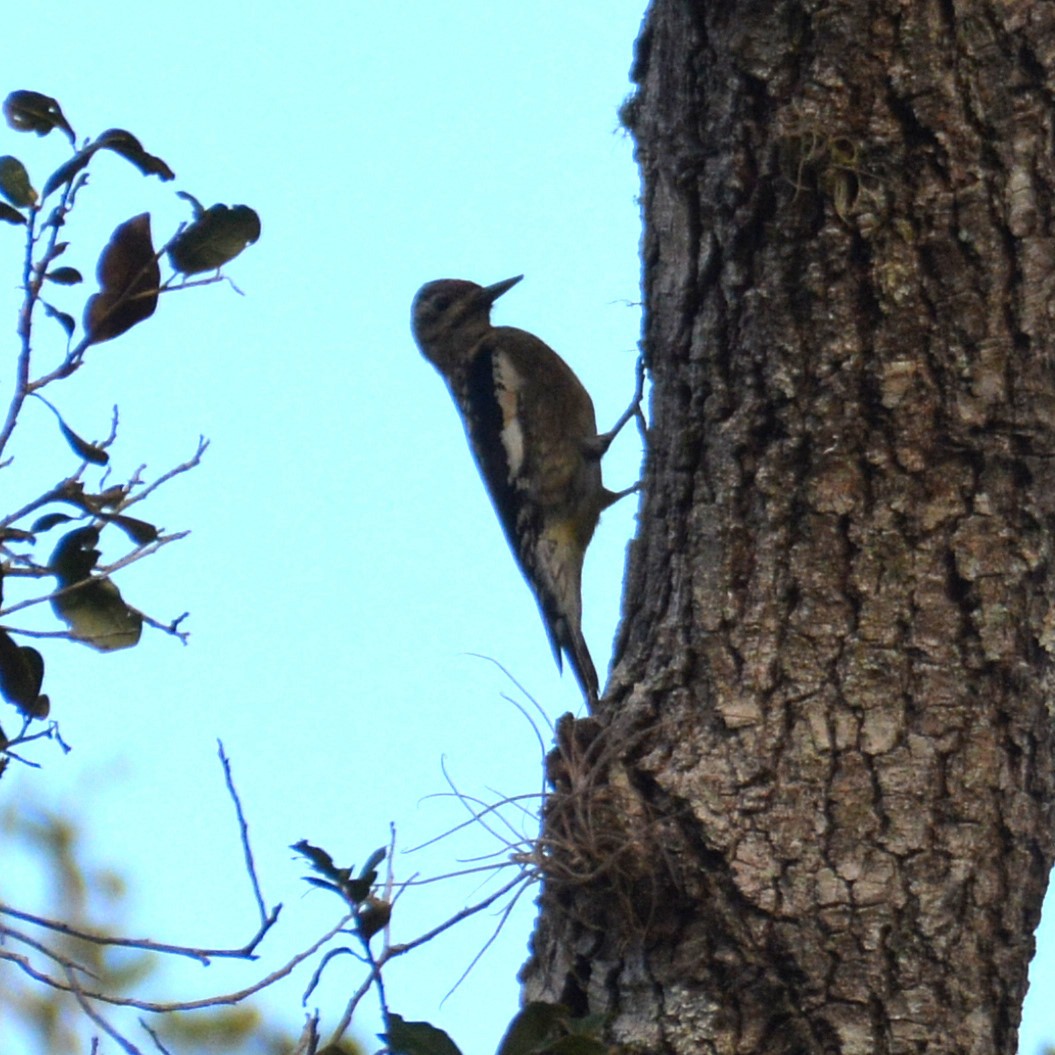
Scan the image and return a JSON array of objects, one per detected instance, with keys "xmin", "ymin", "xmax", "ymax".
[{"xmin": 411, "ymin": 275, "xmax": 522, "ymax": 375}]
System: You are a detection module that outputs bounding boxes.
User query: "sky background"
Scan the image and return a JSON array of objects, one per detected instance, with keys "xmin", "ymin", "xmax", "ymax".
[{"xmin": 1, "ymin": 6, "xmax": 1052, "ymax": 1055}]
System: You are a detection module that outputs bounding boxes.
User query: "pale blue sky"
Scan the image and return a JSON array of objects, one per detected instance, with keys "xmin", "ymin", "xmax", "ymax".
[{"xmin": 1, "ymin": 6, "xmax": 1051, "ymax": 1055}]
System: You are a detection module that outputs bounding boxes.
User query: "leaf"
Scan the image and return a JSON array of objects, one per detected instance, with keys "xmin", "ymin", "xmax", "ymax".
[
  {"xmin": 51, "ymin": 526, "xmax": 101, "ymax": 582},
  {"xmin": 382, "ymin": 1015, "xmax": 463, "ymax": 1055},
  {"xmin": 42, "ymin": 150, "xmax": 92, "ymax": 200},
  {"xmin": 45, "ymin": 266, "xmax": 83, "ymax": 285},
  {"xmin": 49, "ymin": 527, "xmax": 142, "ymax": 651},
  {"xmin": 3, "ymin": 91, "xmax": 75, "ymax": 144},
  {"xmin": 497, "ymin": 1003, "xmax": 568, "ymax": 1055},
  {"xmin": 83, "ymin": 213, "xmax": 160, "ymax": 344},
  {"xmin": 168, "ymin": 202, "xmax": 260, "ymax": 274},
  {"xmin": 176, "ymin": 189, "xmax": 205, "ymax": 218},
  {"xmin": 360, "ymin": 846, "xmax": 387, "ymax": 882},
  {"xmin": 34, "ymin": 395, "xmax": 108, "ymax": 464},
  {"xmin": 291, "ymin": 840, "xmax": 384, "ymax": 906},
  {"xmin": 94, "ymin": 129, "xmax": 175, "ymax": 181},
  {"xmin": 545, "ymin": 1039, "xmax": 608, "ymax": 1055},
  {"xmin": 0, "ymin": 202, "xmax": 25, "ymax": 225},
  {"xmin": 41, "ymin": 301, "xmax": 76, "ymax": 338},
  {"xmin": 105, "ymin": 514, "xmax": 158, "ymax": 546},
  {"xmin": 0, "ymin": 630, "xmax": 47, "ymax": 717},
  {"xmin": 32, "ymin": 512, "xmax": 76, "ymax": 533},
  {"xmin": 58, "ymin": 420, "xmax": 109, "ymax": 465},
  {"xmin": 42, "ymin": 128, "xmax": 173, "ymax": 201},
  {"xmin": 0, "ymin": 156, "xmax": 37, "ymax": 207},
  {"xmin": 356, "ymin": 895, "xmax": 391, "ymax": 940}
]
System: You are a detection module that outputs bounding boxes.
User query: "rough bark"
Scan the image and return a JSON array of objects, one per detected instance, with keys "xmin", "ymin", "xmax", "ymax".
[{"xmin": 522, "ymin": 2, "xmax": 1055, "ymax": 1053}]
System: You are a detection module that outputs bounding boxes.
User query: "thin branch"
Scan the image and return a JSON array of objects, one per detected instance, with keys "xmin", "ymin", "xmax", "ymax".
[
  {"xmin": 122, "ymin": 436, "xmax": 209, "ymax": 509},
  {"xmin": 0, "ymin": 913, "xmax": 354, "ymax": 1013},
  {"xmin": 0, "ymin": 902, "xmax": 280, "ymax": 965},
  {"xmin": 388, "ymin": 871, "xmax": 532, "ymax": 958},
  {"xmin": 0, "ymin": 922, "xmax": 98, "ymax": 980},
  {"xmin": 66, "ymin": 967, "xmax": 144, "ymax": 1055},
  {"xmin": 138, "ymin": 1019, "xmax": 175, "ymax": 1055},
  {"xmin": 218, "ymin": 740, "xmax": 269, "ymax": 925}
]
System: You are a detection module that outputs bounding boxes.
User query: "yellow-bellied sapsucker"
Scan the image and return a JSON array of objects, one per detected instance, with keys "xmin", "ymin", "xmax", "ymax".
[{"xmin": 412, "ymin": 274, "xmax": 636, "ymax": 705}]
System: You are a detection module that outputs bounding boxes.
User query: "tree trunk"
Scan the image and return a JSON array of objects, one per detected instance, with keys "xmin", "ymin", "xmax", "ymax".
[{"xmin": 521, "ymin": 2, "xmax": 1055, "ymax": 1053}]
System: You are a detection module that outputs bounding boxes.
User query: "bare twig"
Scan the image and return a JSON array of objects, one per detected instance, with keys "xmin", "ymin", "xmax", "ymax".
[
  {"xmin": 218, "ymin": 740, "xmax": 270, "ymax": 926},
  {"xmin": 0, "ymin": 913, "xmax": 354, "ymax": 1012},
  {"xmin": 0, "ymin": 902, "xmax": 280, "ymax": 965},
  {"xmin": 67, "ymin": 967, "xmax": 145, "ymax": 1055}
]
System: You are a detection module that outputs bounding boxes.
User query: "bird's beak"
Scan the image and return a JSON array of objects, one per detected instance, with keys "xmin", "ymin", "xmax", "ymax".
[{"xmin": 481, "ymin": 274, "xmax": 523, "ymax": 305}]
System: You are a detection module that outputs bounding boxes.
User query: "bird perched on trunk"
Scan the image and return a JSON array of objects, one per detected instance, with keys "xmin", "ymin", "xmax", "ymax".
[{"xmin": 411, "ymin": 274, "xmax": 638, "ymax": 706}]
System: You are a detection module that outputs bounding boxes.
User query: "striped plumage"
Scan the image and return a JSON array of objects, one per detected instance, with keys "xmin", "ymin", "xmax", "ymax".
[{"xmin": 412, "ymin": 275, "xmax": 624, "ymax": 705}]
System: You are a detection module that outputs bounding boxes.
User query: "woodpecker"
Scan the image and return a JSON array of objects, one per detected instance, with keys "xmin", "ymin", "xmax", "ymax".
[{"xmin": 412, "ymin": 275, "xmax": 636, "ymax": 706}]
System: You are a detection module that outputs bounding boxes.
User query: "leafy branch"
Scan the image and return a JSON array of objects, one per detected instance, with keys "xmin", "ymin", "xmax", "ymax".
[{"xmin": 0, "ymin": 89, "xmax": 259, "ymax": 765}]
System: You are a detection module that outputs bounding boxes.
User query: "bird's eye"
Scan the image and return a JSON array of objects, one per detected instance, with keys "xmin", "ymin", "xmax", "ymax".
[{"xmin": 432, "ymin": 295, "xmax": 451, "ymax": 312}]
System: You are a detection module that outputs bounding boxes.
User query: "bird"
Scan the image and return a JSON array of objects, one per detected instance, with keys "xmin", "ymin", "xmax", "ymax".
[{"xmin": 411, "ymin": 274, "xmax": 637, "ymax": 705}]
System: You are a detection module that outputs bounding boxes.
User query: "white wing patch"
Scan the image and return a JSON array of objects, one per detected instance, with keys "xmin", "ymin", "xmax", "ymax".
[{"xmin": 493, "ymin": 352, "xmax": 526, "ymax": 482}]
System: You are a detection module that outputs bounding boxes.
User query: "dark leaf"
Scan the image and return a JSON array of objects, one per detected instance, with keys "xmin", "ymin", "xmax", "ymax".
[
  {"xmin": 0, "ymin": 155, "xmax": 36, "ymax": 207},
  {"xmin": 292, "ymin": 840, "xmax": 340, "ymax": 877},
  {"xmin": 105, "ymin": 514, "xmax": 158, "ymax": 545},
  {"xmin": 168, "ymin": 203, "xmax": 260, "ymax": 274},
  {"xmin": 0, "ymin": 630, "xmax": 47, "ymax": 716},
  {"xmin": 175, "ymin": 189, "xmax": 205, "ymax": 218},
  {"xmin": 360, "ymin": 846, "xmax": 387, "ymax": 882},
  {"xmin": 3, "ymin": 91, "xmax": 75, "ymax": 144},
  {"xmin": 91, "ymin": 485, "xmax": 129, "ymax": 509},
  {"xmin": 51, "ymin": 526, "xmax": 101, "ymax": 582},
  {"xmin": 292, "ymin": 840, "xmax": 381, "ymax": 906},
  {"xmin": 34, "ymin": 395, "xmax": 108, "ymax": 464},
  {"xmin": 31, "ymin": 512, "xmax": 76, "ymax": 533},
  {"xmin": 45, "ymin": 266, "xmax": 82, "ymax": 285},
  {"xmin": 545, "ymin": 1039, "xmax": 608, "ymax": 1055},
  {"xmin": 42, "ymin": 149, "xmax": 92, "ymax": 200},
  {"xmin": 356, "ymin": 895, "xmax": 391, "ymax": 940},
  {"xmin": 49, "ymin": 530, "xmax": 143, "ymax": 652},
  {"xmin": 94, "ymin": 129, "xmax": 174, "ymax": 181},
  {"xmin": 382, "ymin": 1015, "xmax": 463, "ymax": 1055},
  {"xmin": 497, "ymin": 1003, "xmax": 570, "ymax": 1055},
  {"xmin": 304, "ymin": 877, "xmax": 345, "ymax": 896},
  {"xmin": 58, "ymin": 419, "xmax": 109, "ymax": 465},
  {"xmin": 41, "ymin": 301, "xmax": 76, "ymax": 338},
  {"xmin": 83, "ymin": 213, "xmax": 159, "ymax": 344},
  {"xmin": 0, "ymin": 202, "xmax": 25, "ymax": 226}
]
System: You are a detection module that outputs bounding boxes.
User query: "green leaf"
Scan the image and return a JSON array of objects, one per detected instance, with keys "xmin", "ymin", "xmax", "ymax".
[
  {"xmin": 83, "ymin": 213, "xmax": 160, "ymax": 344},
  {"xmin": 0, "ymin": 202, "xmax": 26, "ymax": 225},
  {"xmin": 3, "ymin": 90, "xmax": 75, "ymax": 144},
  {"xmin": 382, "ymin": 1015, "xmax": 463, "ymax": 1055},
  {"xmin": 0, "ymin": 156, "xmax": 37, "ymax": 207},
  {"xmin": 545, "ymin": 1039, "xmax": 608, "ymax": 1055},
  {"xmin": 41, "ymin": 301, "xmax": 76, "ymax": 339},
  {"xmin": 49, "ymin": 528, "xmax": 142, "ymax": 651},
  {"xmin": 94, "ymin": 128, "xmax": 175, "ymax": 181},
  {"xmin": 497, "ymin": 1003, "xmax": 568, "ymax": 1055},
  {"xmin": 168, "ymin": 202, "xmax": 260, "ymax": 274},
  {"xmin": 45, "ymin": 266, "xmax": 83, "ymax": 286}
]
